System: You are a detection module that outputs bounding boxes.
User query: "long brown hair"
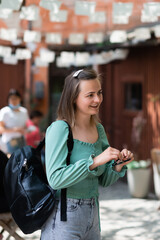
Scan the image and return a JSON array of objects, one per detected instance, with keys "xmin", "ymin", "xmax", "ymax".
[{"xmin": 57, "ymin": 68, "xmax": 102, "ymax": 127}]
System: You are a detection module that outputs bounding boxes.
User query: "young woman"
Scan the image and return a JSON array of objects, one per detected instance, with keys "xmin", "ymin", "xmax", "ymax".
[
  {"xmin": 0, "ymin": 89, "xmax": 28, "ymax": 154},
  {"xmin": 41, "ymin": 69, "xmax": 134, "ymax": 240}
]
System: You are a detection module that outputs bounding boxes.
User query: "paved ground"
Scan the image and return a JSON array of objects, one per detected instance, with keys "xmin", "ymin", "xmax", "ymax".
[
  {"xmin": 1, "ymin": 180, "xmax": 160, "ymax": 240},
  {"xmin": 99, "ymin": 180, "xmax": 160, "ymax": 240}
]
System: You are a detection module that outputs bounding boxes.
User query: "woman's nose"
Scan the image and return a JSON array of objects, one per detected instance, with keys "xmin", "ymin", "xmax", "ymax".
[{"xmin": 94, "ymin": 95, "xmax": 101, "ymax": 102}]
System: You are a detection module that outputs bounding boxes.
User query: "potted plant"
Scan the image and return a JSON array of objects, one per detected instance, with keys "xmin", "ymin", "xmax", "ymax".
[
  {"xmin": 127, "ymin": 112, "xmax": 151, "ymax": 198},
  {"xmin": 149, "ymin": 95, "xmax": 160, "ymax": 199},
  {"xmin": 127, "ymin": 160, "xmax": 151, "ymax": 198},
  {"xmin": 151, "ymin": 148, "xmax": 160, "ymax": 199}
]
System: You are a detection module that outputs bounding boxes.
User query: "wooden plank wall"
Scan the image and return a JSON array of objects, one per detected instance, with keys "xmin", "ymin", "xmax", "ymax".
[
  {"xmin": 0, "ymin": 60, "xmax": 25, "ymax": 109},
  {"xmin": 99, "ymin": 45, "xmax": 160, "ymax": 160}
]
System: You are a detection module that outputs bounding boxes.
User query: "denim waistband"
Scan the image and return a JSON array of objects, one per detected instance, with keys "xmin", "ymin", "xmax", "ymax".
[{"xmin": 67, "ymin": 198, "xmax": 96, "ymax": 206}]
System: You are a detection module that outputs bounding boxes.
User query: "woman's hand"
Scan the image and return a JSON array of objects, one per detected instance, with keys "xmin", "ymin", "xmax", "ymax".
[
  {"xmin": 89, "ymin": 147, "xmax": 122, "ymax": 170},
  {"xmin": 90, "ymin": 147, "xmax": 134, "ymax": 171},
  {"xmin": 13, "ymin": 127, "xmax": 26, "ymax": 134},
  {"xmin": 114, "ymin": 149, "xmax": 134, "ymax": 172}
]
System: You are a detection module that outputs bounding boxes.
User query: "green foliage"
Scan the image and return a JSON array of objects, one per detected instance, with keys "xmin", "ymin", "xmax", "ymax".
[{"xmin": 127, "ymin": 160, "xmax": 151, "ymax": 169}]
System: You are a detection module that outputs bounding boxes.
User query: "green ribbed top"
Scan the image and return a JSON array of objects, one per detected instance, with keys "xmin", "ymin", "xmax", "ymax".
[{"xmin": 45, "ymin": 120, "xmax": 127, "ymax": 199}]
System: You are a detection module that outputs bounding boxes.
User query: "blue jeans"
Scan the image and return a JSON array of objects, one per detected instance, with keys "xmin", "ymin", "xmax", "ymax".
[
  {"xmin": 6, "ymin": 137, "xmax": 26, "ymax": 154},
  {"xmin": 41, "ymin": 198, "xmax": 101, "ymax": 240}
]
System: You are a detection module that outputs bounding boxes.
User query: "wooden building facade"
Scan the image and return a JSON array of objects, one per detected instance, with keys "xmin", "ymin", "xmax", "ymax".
[
  {"xmin": 0, "ymin": 60, "xmax": 25, "ymax": 109},
  {"xmin": 100, "ymin": 45, "xmax": 160, "ymax": 160}
]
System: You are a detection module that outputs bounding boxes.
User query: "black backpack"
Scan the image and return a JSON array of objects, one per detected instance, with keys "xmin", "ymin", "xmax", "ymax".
[
  {"xmin": 0, "ymin": 150, "xmax": 10, "ymax": 213},
  {"xmin": 3, "ymin": 121, "xmax": 73, "ymax": 234},
  {"xmin": 0, "ymin": 150, "xmax": 8, "ymax": 196}
]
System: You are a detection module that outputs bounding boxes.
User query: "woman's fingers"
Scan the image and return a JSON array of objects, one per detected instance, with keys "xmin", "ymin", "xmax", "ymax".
[
  {"xmin": 104, "ymin": 147, "xmax": 134, "ymax": 165},
  {"xmin": 106, "ymin": 147, "xmax": 123, "ymax": 160},
  {"xmin": 121, "ymin": 148, "xmax": 133, "ymax": 159}
]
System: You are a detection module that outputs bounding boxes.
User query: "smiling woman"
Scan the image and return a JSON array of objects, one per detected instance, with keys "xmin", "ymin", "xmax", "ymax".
[
  {"xmin": 57, "ymin": 69, "xmax": 102, "ymax": 127},
  {"xmin": 41, "ymin": 68, "xmax": 134, "ymax": 240},
  {"xmin": 75, "ymin": 79, "xmax": 102, "ymax": 121}
]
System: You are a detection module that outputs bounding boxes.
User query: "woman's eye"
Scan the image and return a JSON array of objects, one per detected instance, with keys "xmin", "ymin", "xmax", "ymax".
[
  {"xmin": 87, "ymin": 94, "xmax": 93, "ymax": 97},
  {"xmin": 98, "ymin": 91, "xmax": 103, "ymax": 95}
]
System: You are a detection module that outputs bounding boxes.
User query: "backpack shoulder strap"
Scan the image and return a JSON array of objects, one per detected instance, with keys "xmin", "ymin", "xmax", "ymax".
[
  {"xmin": 36, "ymin": 138, "xmax": 45, "ymax": 152},
  {"xmin": 61, "ymin": 121, "xmax": 73, "ymax": 221},
  {"xmin": 64, "ymin": 121, "xmax": 73, "ymax": 165},
  {"xmin": 36, "ymin": 121, "xmax": 73, "ymax": 154}
]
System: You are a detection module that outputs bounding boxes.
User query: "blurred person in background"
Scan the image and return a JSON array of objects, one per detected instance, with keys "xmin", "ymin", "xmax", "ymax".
[
  {"xmin": 0, "ymin": 89, "xmax": 28, "ymax": 155},
  {"xmin": 25, "ymin": 110, "xmax": 43, "ymax": 148}
]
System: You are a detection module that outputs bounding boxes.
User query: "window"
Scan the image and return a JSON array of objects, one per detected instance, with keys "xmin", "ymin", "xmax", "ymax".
[{"xmin": 124, "ymin": 83, "xmax": 142, "ymax": 110}]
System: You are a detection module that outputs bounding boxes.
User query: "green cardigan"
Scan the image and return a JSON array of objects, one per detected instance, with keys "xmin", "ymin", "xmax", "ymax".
[{"xmin": 45, "ymin": 120, "xmax": 127, "ymax": 200}]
